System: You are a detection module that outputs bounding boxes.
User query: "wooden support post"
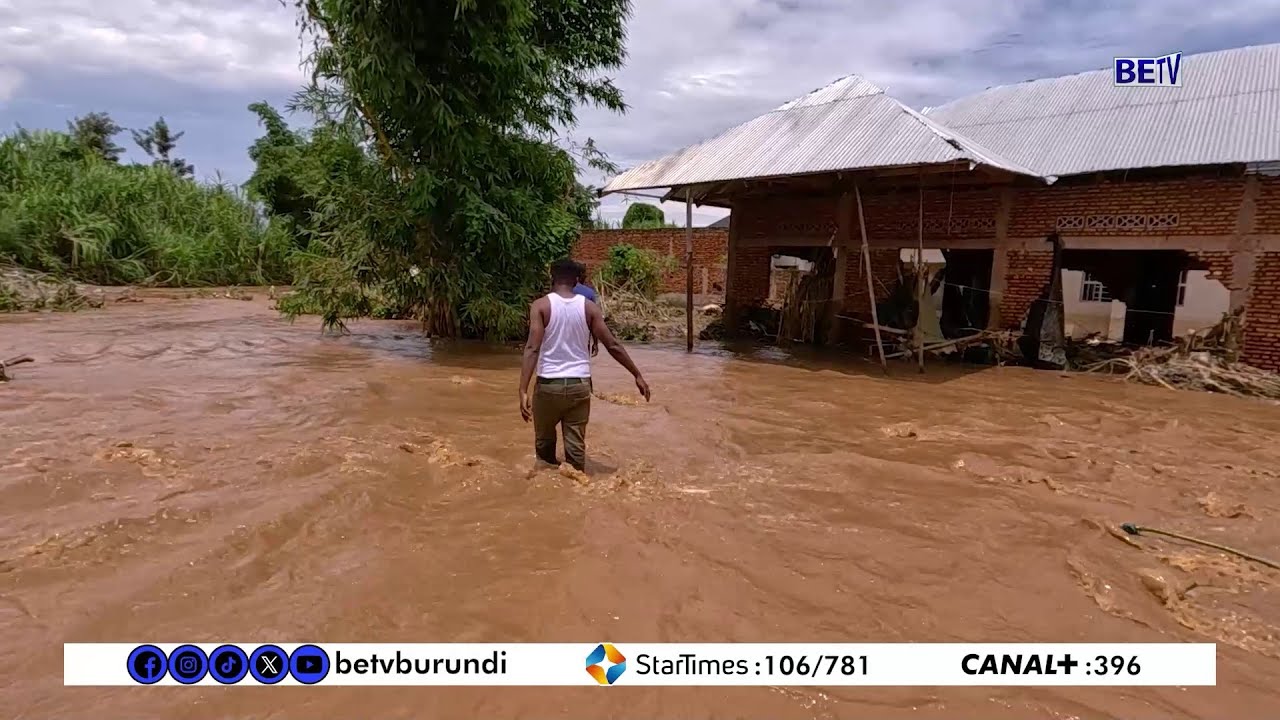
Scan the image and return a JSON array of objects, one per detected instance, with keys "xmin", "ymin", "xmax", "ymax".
[
  {"xmin": 723, "ymin": 210, "xmax": 739, "ymax": 337},
  {"xmin": 827, "ymin": 192, "xmax": 852, "ymax": 343},
  {"xmin": 827, "ymin": 248, "xmax": 849, "ymax": 343},
  {"xmin": 988, "ymin": 187, "xmax": 1014, "ymax": 329},
  {"xmin": 916, "ymin": 176, "xmax": 925, "ymax": 373},
  {"xmin": 855, "ymin": 184, "xmax": 887, "ymax": 369},
  {"xmin": 686, "ymin": 190, "xmax": 694, "ymax": 353}
]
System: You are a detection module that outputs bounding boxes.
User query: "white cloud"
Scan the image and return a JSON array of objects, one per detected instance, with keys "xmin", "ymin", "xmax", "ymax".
[
  {"xmin": 580, "ymin": 0, "xmax": 1280, "ymax": 225},
  {"xmin": 2, "ymin": 0, "xmax": 1279, "ymax": 213},
  {"xmin": 0, "ymin": 0, "xmax": 304, "ymax": 92},
  {"xmin": 0, "ymin": 65, "xmax": 22, "ymax": 103}
]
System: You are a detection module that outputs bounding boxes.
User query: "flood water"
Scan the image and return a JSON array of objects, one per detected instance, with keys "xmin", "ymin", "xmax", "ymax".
[{"xmin": 2, "ymin": 296, "xmax": 1279, "ymax": 719}]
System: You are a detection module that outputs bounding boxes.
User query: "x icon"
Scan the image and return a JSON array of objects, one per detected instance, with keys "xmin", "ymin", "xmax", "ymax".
[
  {"xmin": 249, "ymin": 646, "xmax": 289, "ymax": 684},
  {"xmin": 259, "ymin": 655, "xmax": 280, "ymax": 675}
]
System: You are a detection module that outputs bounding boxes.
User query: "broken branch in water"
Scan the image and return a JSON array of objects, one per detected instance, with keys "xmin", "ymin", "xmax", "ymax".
[
  {"xmin": 1121, "ymin": 523, "xmax": 1280, "ymax": 571},
  {"xmin": 0, "ymin": 355, "xmax": 34, "ymax": 382}
]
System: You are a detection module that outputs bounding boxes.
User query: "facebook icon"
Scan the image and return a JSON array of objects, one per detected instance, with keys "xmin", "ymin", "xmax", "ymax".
[
  {"xmin": 1115, "ymin": 52, "xmax": 1183, "ymax": 86},
  {"xmin": 127, "ymin": 644, "xmax": 169, "ymax": 685}
]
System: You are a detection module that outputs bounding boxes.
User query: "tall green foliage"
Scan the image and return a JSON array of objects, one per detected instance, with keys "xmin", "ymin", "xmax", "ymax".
[
  {"xmin": 132, "ymin": 117, "xmax": 194, "ymax": 177},
  {"xmin": 0, "ymin": 128, "xmax": 291, "ymax": 285},
  {"xmin": 67, "ymin": 112, "xmax": 125, "ymax": 163},
  {"xmin": 245, "ymin": 103, "xmax": 319, "ymax": 246},
  {"xmin": 621, "ymin": 202, "xmax": 666, "ymax": 229},
  {"xmin": 278, "ymin": 0, "xmax": 632, "ymax": 338}
]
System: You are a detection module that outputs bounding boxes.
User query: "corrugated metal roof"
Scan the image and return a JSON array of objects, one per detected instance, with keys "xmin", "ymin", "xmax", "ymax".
[
  {"xmin": 602, "ymin": 75, "xmax": 1047, "ymax": 195},
  {"xmin": 923, "ymin": 44, "xmax": 1280, "ymax": 176}
]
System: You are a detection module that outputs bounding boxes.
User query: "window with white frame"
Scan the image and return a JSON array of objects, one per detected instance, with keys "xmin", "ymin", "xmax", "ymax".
[
  {"xmin": 1080, "ymin": 273, "xmax": 1111, "ymax": 303},
  {"xmin": 1176, "ymin": 269, "xmax": 1189, "ymax": 307}
]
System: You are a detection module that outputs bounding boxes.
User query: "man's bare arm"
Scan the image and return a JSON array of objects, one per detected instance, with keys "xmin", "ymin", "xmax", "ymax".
[
  {"xmin": 519, "ymin": 300, "xmax": 547, "ymax": 421},
  {"xmin": 587, "ymin": 302, "xmax": 650, "ymax": 400}
]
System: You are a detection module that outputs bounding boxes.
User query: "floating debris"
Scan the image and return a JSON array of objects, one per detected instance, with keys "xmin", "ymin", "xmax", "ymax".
[
  {"xmin": 0, "ymin": 355, "xmax": 34, "ymax": 382},
  {"xmin": 594, "ymin": 391, "xmax": 642, "ymax": 406},
  {"xmin": 1085, "ymin": 309, "xmax": 1280, "ymax": 398},
  {"xmin": 1197, "ymin": 492, "xmax": 1251, "ymax": 519},
  {"xmin": 558, "ymin": 464, "xmax": 590, "ymax": 485},
  {"xmin": 880, "ymin": 422, "xmax": 918, "ymax": 439}
]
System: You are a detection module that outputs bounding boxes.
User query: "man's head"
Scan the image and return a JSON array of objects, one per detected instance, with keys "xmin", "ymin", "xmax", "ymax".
[
  {"xmin": 578, "ymin": 263, "xmax": 589, "ymax": 284},
  {"xmin": 550, "ymin": 258, "xmax": 580, "ymax": 287}
]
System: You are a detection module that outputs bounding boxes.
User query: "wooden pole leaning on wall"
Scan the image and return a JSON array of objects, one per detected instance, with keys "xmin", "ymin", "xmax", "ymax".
[
  {"xmin": 685, "ymin": 189, "xmax": 694, "ymax": 353},
  {"xmin": 854, "ymin": 183, "xmax": 887, "ymax": 369}
]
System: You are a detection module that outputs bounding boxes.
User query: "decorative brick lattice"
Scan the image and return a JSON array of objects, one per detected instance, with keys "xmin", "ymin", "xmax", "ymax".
[
  {"xmin": 1058, "ymin": 214, "xmax": 1180, "ymax": 231},
  {"xmin": 776, "ymin": 220, "xmax": 837, "ymax": 238},
  {"xmin": 899, "ymin": 216, "xmax": 997, "ymax": 234}
]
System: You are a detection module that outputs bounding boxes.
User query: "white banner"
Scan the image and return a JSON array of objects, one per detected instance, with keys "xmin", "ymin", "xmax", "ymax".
[{"xmin": 65, "ymin": 642, "xmax": 1216, "ymax": 687}]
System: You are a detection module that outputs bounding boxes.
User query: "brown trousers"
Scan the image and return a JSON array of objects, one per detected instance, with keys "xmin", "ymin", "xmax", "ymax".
[{"xmin": 532, "ymin": 376, "xmax": 591, "ymax": 470}]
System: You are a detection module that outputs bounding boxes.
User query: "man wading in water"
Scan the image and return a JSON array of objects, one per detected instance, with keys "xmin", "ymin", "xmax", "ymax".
[{"xmin": 520, "ymin": 258, "xmax": 650, "ymax": 471}]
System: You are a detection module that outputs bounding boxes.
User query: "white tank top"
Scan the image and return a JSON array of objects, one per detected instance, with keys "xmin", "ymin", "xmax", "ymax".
[{"xmin": 538, "ymin": 293, "xmax": 592, "ymax": 378}]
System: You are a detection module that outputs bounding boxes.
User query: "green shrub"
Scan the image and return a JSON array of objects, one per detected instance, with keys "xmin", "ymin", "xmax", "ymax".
[{"xmin": 595, "ymin": 243, "xmax": 674, "ymax": 298}]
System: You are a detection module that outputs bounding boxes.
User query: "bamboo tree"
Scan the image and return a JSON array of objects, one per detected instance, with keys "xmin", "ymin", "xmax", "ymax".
[{"xmin": 278, "ymin": 0, "xmax": 632, "ymax": 338}]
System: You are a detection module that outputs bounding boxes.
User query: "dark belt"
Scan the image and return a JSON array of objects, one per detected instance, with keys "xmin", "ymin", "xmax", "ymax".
[{"xmin": 537, "ymin": 376, "xmax": 589, "ymax": 385}]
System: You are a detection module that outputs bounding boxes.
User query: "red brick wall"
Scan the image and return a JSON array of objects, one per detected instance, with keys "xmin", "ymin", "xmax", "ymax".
[
  {"xmin": 856, "ymin": 178, "xmax": 1265, "ymax": 240},
  {"xmin": 572, "ymin": 229, "xmax": 727, "ymax": 294},
  {"xmin": 735, "ymin": 177, "xmax": 1277, "ymax": 246},
  {"xmin": 1008, "ymin": 177, "xmax": 1247, "ymax": 237},
  {"xmin": 732, "ymin": 245, "xmax": 773, "ymax": 307},
  {"xmin": 736, "ymin": 197, "xmax": 837, "ymax": 244},
  {"xmin": 1187, "ymin": 250, "xmax": 1235, "ymax": 285},
  {"xmin": 1245, "ymin": 252, "xmax": 1280, "ymax": 371},
  {"xmin": 1254, "ymin": 177, "xmax": 1280, "ymax": 233},
  {"xmin": 860, "ymin": 188, "xmax": 1001, "ymax": 244},
  {"xmin": 998, "ymin": 250, "xmax": 1056, "ymax": 330}
]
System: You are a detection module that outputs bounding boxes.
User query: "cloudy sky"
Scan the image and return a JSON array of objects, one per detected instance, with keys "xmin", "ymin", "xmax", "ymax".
[{"xmin": 2, "ymin": 0, "xmax": 1279, "ymax": 226}]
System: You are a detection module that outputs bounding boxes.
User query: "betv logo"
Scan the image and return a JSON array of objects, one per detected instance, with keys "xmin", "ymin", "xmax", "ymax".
[{"xmin": 1114, "ymin": 52, "xmax": 1183, "ymax": 86}]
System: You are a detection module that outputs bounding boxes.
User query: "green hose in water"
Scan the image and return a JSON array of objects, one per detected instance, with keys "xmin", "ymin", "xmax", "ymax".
[{"xmin": 1121, "ymin": 523, "xmax": 1280, "ymax": 571}]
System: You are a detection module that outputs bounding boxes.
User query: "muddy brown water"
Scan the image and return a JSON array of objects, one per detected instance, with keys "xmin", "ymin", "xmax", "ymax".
[{"xmin": 2, "ymin": 296, "xmax": 1279, "ymax": 719}]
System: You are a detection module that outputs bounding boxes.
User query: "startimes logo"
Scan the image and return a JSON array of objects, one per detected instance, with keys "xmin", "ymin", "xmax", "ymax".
[{"xmin": 585, "ymin": 643, "xmax": 627, "ymax": 685}]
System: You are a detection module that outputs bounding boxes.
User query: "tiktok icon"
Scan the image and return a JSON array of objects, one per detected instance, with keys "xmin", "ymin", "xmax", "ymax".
[{"xmin": 209, "ymin": 645, "xmax": 250, "ymax": 684}]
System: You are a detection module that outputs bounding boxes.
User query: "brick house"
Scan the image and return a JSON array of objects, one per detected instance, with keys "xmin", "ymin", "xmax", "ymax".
[{"xmin": 600, "ymin": 44, "xmax": 1280, "ymax": 370}]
